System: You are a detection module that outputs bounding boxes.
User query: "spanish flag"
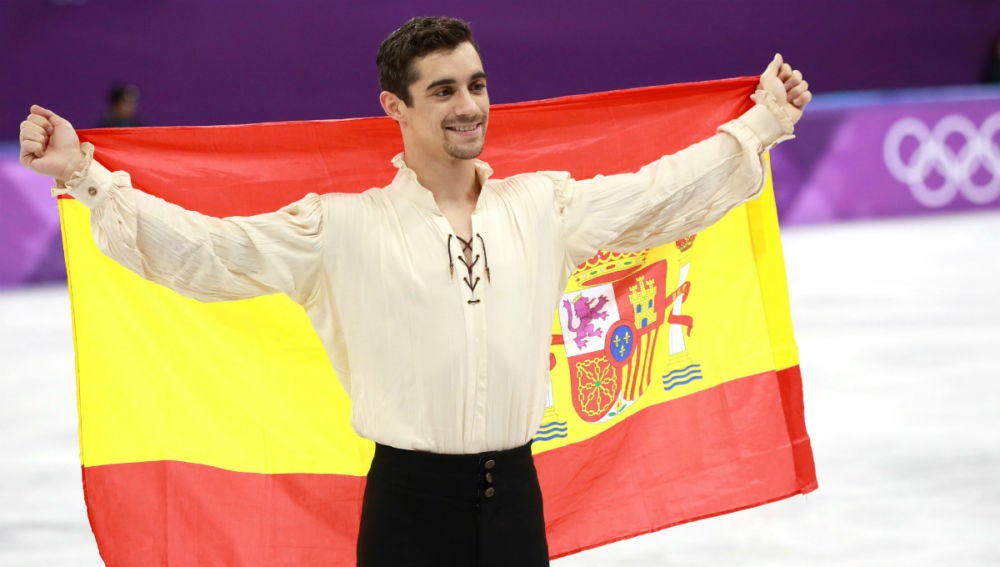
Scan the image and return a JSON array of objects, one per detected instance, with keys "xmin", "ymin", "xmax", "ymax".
[{"xmin": 60, "ymin": 77, "xmax": 816, "ymax": 565}]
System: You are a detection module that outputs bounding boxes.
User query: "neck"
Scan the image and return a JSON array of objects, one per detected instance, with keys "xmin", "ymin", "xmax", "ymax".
[{"xmin": 403, "ymin": 151, "xmax": 481, "ymax": 207}]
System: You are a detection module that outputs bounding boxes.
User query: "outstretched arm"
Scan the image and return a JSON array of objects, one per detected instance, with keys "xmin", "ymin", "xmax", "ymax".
[
  {"xmin": 18, "ymin": 106, "xmax": 328, "ymax": 304},
  {"xmin": 557, "ymin": 55, "xmax": 811, "ymax": 265}
]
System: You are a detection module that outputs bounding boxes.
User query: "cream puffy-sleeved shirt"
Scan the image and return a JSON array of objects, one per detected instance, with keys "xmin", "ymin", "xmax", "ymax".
[{"xmin": 61, "ymin": 94, "xmax": 793, "ymax": 455}]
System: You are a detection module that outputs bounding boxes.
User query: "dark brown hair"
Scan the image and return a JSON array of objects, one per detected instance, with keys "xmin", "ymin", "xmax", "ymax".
[{"xmin": 377, "ymin": 17, "xmax": 479, "ymax": 106}]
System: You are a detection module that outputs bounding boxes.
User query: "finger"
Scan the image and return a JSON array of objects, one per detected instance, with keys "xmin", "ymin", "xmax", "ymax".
[
  {"xmin": 19, "ymin": 120, "xmax": 47, "ymax": 142},
  {"xmin": 20, "ymin": 140, "xmax": 43, "ymax": 161},
  {"xmin": 19, "ymin": 122, "xmax": 46, "ymax": 144},
  {"xmin": 787, "ymin": 80, "xmax": 809, "ymax": 101},
  {"xmin": 762, "ymin": 53, "xmax": 783, "ymax": 78},
  {"xmin": 793, "ymin": 90, "xmax": 813, "ymax": 109},
  {"xmin": 778, "ymin": 63, "xmax": 793, "ymax": 81},
  {"xmin": 25, "ymin": 113, "xmax": 52, "ymax": 133},
  {"xmin": 784, "ymin": 69, "xmax": 803, "ymax": 89}
]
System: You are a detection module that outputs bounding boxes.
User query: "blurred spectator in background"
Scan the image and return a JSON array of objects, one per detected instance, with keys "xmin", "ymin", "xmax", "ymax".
[
  {"xmin": 97, "ymin": 84, "xmax": 143, "ymax": 127},
  {"xmin": 984, "ymin": 35, "xmax": 1000, "ymax": 83}
]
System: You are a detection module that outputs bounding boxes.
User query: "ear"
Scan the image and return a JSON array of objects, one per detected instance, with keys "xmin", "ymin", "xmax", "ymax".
[{"xmin": 379, "ymin": 91, "xmax": 406, "ymax": 122}]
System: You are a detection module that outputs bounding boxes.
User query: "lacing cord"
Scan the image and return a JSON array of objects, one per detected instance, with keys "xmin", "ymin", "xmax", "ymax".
[
  {"xmin": 477, "ymin": 233, "xmax": 491, "ymax": 283},
  {"xmin": 446, "ymin": 233, "xmax": 492, "ymax": 304},
  {"xmin": 447, "ymin": 234, "xmax": 455, "ymax": 278}
]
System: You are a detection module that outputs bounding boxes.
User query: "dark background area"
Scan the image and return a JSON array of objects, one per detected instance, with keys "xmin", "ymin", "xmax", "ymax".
[{"xmin": 2, "ymin": 0, "xmax": 998, "ymax": 135}]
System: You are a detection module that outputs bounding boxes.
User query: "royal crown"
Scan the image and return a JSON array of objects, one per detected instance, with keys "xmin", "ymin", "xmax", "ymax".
[
  {"xmin": 572, "ymin": 249, "xmax": 648, "ymax": 288},
  {"xmin": 675, "ymin": 234, "xmax": 697, "ymax": 253}
]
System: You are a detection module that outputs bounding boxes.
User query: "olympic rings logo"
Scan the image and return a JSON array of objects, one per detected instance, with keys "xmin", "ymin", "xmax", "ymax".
[{"xmin": 883, "ymin": 112, "xmax": 1000, "ymax": 208}]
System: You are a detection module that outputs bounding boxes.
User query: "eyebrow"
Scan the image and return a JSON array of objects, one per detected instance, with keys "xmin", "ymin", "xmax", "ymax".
[{"xmin": 424, "ymin": 71, "xmax": 488, "ymax": 92}]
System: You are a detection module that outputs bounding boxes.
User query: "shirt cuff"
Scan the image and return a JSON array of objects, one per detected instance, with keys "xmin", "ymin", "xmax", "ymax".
[
  {"xmin": 51, "ymin": 142, "xmax": 119, "ymax": 208},
  {"xmin": 719, "ymin": 90, "xmax": 795, "ymax": 153}
]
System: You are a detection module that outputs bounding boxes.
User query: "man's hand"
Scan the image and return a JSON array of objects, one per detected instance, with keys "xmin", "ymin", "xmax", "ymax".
[
  {"xmin": 19, "ymin": 105, "xmax": 86, "ymax": 181},
  {"xmin": 758, "ymin": 54, "xmax": 811, "ymax": 125}
]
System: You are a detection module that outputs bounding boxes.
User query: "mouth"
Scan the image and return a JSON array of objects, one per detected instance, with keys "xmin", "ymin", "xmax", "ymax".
[{"xmin": 444, "ymin": 122, "xmax": 484, "ymax": 136}]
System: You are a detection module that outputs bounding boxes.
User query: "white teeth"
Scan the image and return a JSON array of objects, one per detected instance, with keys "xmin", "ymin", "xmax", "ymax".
[{"xmin": 448, "ymin": 124, "xmax": 478, "ymax": 132}]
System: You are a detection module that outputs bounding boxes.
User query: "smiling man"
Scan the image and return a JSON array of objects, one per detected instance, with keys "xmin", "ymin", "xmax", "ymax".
[
  {"xmin": 19, "ymin": 16, "xmax": 810, "ymax": 567},
  {"xmin": 376, "ymin": 26, "xmax": 492, "ymax": 244}
]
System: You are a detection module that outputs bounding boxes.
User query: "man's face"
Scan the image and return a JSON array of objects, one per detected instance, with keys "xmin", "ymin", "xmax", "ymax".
[{"xmin": 398, "ymin": 42, "xmax": 489, "ymax": 162}]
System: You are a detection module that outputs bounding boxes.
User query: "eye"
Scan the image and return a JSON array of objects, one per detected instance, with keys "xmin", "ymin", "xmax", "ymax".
[
  {"xmin": 434, "ymin": 87, "xmax": 453, "ymax": 98},
  {"xmin": 470, "ymin": 82, "xmax": 487, "ymax": 93}
]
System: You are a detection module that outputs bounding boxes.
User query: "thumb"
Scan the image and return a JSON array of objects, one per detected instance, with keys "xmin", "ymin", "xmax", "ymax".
[
  {"xmin": 761, "ymin": 53, "xmax": 783, "ymax": 79},
  {"xmin": 31, "ymin": 104, "xmax": 73, "ymax": 129}
]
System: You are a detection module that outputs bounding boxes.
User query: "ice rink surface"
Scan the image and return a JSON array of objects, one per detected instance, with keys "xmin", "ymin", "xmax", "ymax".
[{"xmin": 1, "ymin": 211, "xmax": 998, "ymax": 566}]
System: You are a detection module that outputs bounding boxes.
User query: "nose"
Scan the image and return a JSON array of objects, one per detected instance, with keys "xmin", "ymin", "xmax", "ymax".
[{"xmin": 454, "ymin": 87, "xmax": 480, "ymax": 117}]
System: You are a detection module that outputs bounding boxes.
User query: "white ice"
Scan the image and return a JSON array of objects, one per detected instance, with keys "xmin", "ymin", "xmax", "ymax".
[{"xmin": 2, "ymin": 211, "xmax": 999, "ymax": 566}]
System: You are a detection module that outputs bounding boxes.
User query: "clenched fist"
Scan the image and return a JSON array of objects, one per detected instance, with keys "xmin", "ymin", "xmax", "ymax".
[
  {"xmin": 19, "ymin": 105, "xmax": 86, "ymax": 181},
  {"xmin": 757, "ymin": 54, "xmax": 812, "ymax": 125}
]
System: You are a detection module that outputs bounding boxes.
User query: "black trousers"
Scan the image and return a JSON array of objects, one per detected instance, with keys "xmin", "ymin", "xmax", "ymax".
[{"xmin": 356, "ymin": 442, "xmax": 550, "ymax": 567}]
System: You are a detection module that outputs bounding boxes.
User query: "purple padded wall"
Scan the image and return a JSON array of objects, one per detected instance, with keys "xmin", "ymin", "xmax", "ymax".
[{"xmin": 2, "ymin": 0, "xmax": 998, "ymax": 132}]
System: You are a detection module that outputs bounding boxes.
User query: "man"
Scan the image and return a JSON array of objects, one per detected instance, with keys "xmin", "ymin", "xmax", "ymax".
[
  {"xmin": 19, "ymin": 16, "xmax": 810, "ymax": 567},
  {"xmin": 96, "ymin": 84, "xmax": 143, "ymax": 128}
]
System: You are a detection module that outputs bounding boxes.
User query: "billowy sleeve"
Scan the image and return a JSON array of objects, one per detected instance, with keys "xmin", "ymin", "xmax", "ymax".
[
  {"xmin": 553, "ymin": 90, "xmax": 794, "ymax": 266},
  {"xmin": 57, "ymin": 143, "xmax": 327, "ymax": 304}
]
